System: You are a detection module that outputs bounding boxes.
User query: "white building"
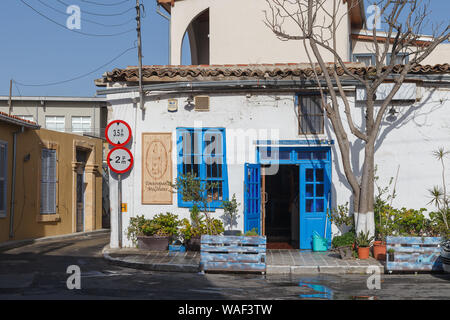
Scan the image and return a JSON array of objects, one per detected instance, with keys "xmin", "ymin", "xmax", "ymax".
[{"xmin": 97, "ymin": 0, "xmax": 450, "ymax": 249}]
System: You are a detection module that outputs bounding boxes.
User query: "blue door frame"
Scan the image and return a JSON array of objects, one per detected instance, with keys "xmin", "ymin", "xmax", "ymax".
[{"xmin": 244, "ymin": 145, "xmax": 332, "ymax": 249}]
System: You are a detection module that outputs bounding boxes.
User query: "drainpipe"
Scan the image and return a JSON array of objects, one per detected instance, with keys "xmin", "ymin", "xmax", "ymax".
[
  {"xmin": 9, "ymin": 126, "xmax": 24, "ymax": 239},
  {"xmin": 156, "ymin": 4, "xmax": 172, "ymax": 65}
]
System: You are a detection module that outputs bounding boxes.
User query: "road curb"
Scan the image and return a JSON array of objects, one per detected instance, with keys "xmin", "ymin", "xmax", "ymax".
[
  {"xmin": 0, "ymin": 229, "xmax": 111, "ymax": 252},
  {"xmin": 266, "ymin": 264, "xmax": 385, "ymax": 275},
  {"xmin": 102, "ymin": 245, "xmax": 200, "ymax": 273}
]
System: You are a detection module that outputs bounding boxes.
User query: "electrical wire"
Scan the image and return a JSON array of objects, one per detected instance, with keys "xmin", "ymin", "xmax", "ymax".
[
  {"xmin": 20, "ymin": 0, "xmax": 135, "ymax": 37},
  {"xmin": 80, "ymin": 0, "xmax": 131, "ymax": 6},
  {"xmin": 56, "ymin": 0, "xmax": 135, "ymax": 16},
  {"xmin": 37, "ymin": 0, "xmax": 135, "ymax": 27},
  {"xmin": 13, "ymin": 45, "xmax": 136, "ymax": 87}
]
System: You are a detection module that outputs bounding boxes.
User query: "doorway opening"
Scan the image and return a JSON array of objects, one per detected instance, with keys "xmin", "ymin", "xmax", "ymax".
[{"xmin": 263, "ymin": 165, "xmax": 299, "ymax": 249}]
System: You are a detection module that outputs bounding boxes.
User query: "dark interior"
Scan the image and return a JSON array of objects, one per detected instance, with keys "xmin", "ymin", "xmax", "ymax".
[{"xmin": 264, "ymin": 165, "xmax": 299, "ymax": 249}]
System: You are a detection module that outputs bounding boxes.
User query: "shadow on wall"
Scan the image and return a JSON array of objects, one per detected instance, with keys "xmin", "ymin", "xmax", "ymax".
[{"xmin": 325, "ymin": 86, "xmax": 445, "ymax": 216}]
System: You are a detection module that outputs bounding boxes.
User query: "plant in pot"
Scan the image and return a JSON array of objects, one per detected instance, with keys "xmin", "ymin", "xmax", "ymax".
[
  {"xmin": 128, "ymin": 213, "xmax": 180, "ymax": 251},
  {"xmin": 373, "ymin": 169, "xmax": 397, "ymax": 260},
  {"xmin": 328, "ymin": 203, "xmax": 355, "ymax": 259},
  {"xmin": 170, "ymin": 173, "xmax": 223, "ymax": 250},
  {"xmin": 220, "ymin": 193, "xmax": 241, "ymax": 236},
  {"xmin": 331, "ymin": 232, "xmax": 355, "ymax": 260},
  {"xmin": 355, "ymin": 231, "xmax": 374, "ymax": 260}
]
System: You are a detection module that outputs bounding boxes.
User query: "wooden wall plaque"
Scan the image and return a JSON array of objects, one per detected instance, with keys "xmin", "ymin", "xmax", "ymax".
[{"xmin": 142, "ymin": 133, "xmax": 173, "ymax": 204}]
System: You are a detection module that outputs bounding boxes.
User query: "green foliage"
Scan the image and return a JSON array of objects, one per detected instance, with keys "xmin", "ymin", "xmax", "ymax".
[
  {"xmin": 327, "ymin": 202, "xmax": 354, "ymax": 232},
  {"xmin": 179, "ymin": 205, "xmax": 224, "ymax": 242},
  {"xmin": 245, "ymin": 228, "xmax": 259, "ymax": 236},
  {"xmin": 126, "ymin": 213, "xmax": 181, "ymax": 247},
  {"xmin": 355, "ymin": 231, "xmax": 374, "ymax": 248},
  {"xmin": 169, "ymin": 173, "xmax": 221, "ymax": 235},
  {"xmin": 127, "ymin": 215, "xmax": 148, "ymax": 246},
  {"xmin": 220, "ymin": 193, "xmax": 240, "ymax": 231},
  {"xmin": 332, "ymin": 231, "xmax": 355, "ymax": 248}
]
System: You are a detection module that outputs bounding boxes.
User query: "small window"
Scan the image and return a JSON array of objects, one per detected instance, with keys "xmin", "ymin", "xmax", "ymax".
[
  {"xmin": 353, "ymin": 54, "xmax": 375, "ymax": 66},
  {"xmin": 45, "ymin": 116, "xmax": 65, "ymax": 132},
  {"xmin": 0, "ymin": 141, "xmax": 7, "ymax": 217},
  {"xmin": 387, "ymin": 53, "xmax": 409, "ymax": 65},
  {"xmin": 72, "ymin": 116, "xmax": 92, "ymax": 134},
  {"xmin": 41, "ymin": 148, "xmax": 57, "ymax": 215},
  {"xmin": 298, "ymin": 96, "xmax": 324, "ymax": 135}
]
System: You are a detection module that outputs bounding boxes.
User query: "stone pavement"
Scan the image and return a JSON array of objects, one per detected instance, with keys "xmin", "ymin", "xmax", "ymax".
[
  {"xmin": 103, "ymin": 245, "xmax": 384, "ymax": 275},
  {"xmin": 266, "ymin": 250, "xmax": 384, "ymax": 275}
]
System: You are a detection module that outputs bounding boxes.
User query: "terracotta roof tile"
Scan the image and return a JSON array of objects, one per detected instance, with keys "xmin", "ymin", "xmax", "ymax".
[
  {"xmin": 100, "ymin": 63, "xmax": 450, "ymax": 84},
  {"xmin": 0, "ymin": 112, "xmax": 40, "ymax": 128}
]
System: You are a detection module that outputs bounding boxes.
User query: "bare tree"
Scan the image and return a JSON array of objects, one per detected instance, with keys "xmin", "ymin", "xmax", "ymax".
[{"xmin": 264, "ymin": 0, "xmax": 449, "ymax": 237}]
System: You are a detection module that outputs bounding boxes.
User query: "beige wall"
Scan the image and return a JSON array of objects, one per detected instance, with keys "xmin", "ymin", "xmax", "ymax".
[
  {"xmin": 0, "ymin": 100, "xmax": 107, "ymax": 137},
  {"xmin": 170, "ymin": 0, "xmax": 351, "ymax": 65},
  {"xmin": 0, "ymin": 125, "xmax": 103, "ymax": 243},
  {"xmin": 352, "ymin": 37, "xmax": 450, "ymax": 65}
]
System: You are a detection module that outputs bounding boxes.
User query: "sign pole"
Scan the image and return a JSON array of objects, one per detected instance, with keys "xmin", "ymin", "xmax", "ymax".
[{"xmin": 118, "ymin": 173, "xmax": 122, "ymax": 248}]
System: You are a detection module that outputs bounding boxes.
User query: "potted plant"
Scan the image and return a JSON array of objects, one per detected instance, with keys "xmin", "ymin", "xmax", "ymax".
[
  {"xmin": 220, "ymin": 193, "xmax": 242, "ymax": 236},
  {"xmin": 355, "ymin": 231, "xmax": 374, "ymax": 260},
  {"xmin": 331, "ymin": 231, "xmax": 355, "ymax": 260},
  {"xmin": 387, "ymin": 248, "xmax": 395, "ymax": 262},
  {"xmin": 127, "ymin": 213, "xmax": 180, "ymax": 251}
]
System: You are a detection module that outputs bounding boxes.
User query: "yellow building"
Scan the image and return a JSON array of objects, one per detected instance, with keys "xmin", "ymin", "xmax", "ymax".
[{"xmin": 0, "ymin": 112, "xmax": 103, "ymax": 243}]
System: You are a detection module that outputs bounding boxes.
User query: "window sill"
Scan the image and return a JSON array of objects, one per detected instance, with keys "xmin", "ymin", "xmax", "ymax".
[{"xmin": 37, "ymin": 214, "xmax": 61, "ymax": 223}]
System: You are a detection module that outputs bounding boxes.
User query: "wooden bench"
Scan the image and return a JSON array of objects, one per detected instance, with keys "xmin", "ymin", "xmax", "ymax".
[
  {"xmin": 386, "ymin": 236, "xmax": 443, "ymax": 272},
  {"xmin": 200, "ymin": 235, "xmax": 266, "ymax": 273}
]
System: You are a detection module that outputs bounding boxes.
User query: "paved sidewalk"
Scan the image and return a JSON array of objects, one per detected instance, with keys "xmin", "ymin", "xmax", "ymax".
[
  {"xmin": 103, "ymin": 246, "xmax": 201, "ymax": 273},
  {"xmin": 103, "ymin": 245, "xmax": 384, "ymax": 275},
  {"xmin": 267, "ymin": 250, "xmax": 384, "ymax": 275}
]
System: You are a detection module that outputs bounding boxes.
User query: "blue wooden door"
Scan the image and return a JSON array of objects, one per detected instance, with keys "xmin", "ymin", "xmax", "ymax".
[
  {"xmin": 244, "ymin": 163, "xmax": 261, "ymax": 235},
  {"xmin": 299, "ymin": 164, "xmax": 331, "ymax": 249}
]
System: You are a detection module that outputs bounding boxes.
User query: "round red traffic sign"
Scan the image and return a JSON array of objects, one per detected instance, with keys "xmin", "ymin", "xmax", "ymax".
[
  {"xmin": 105, "ymin": 120, "xmax": 132, "ymax": 147},
  {"xmin": 107, "ymin": 147, "xmax": 134, "ymax": 174}
]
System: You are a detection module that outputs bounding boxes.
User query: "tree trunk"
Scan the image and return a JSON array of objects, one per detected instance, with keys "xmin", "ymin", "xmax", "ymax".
[{"xmin": 354, "ymin": 142, "xmax": 375, "ymax": 238}]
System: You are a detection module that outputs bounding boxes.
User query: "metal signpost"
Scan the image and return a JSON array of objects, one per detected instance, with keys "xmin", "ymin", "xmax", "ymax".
[{"xmin": 105, "ymin": 120, "xmax": 133, "ymax": 248}]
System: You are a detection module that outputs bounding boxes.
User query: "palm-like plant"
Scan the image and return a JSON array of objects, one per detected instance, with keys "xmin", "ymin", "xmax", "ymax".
[{"xmin": 428, "ymin": 148, "xmax": 449, "ymax": 232}]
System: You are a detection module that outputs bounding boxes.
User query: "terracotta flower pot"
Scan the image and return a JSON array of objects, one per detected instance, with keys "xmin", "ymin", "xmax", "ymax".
[
  {"xmin": 358, "ymin": 246, "xmax": 370, "ymax": 259},
  {"xmin": 373, "ymin": 241, "xmax": 386, "ymax": 261}
]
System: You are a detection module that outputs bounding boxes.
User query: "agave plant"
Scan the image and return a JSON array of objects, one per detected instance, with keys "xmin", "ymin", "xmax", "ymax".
[{"xmin": 355, "ymin": 231, "xmax": 374, "ymax": 248}]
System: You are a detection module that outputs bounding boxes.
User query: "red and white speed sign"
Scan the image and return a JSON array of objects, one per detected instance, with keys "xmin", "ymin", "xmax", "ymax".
[
  {"xmin": 107, "ymin": 147, "xmax": 134, "ymax": 174},
  {"xmin": 105, "ymin": 120, "xmax": 132, "ymax": 147}
]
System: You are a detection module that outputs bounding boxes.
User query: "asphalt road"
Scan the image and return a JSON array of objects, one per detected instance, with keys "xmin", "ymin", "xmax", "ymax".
[{"xmin": 0, "ymin": 232, "xmax": 449, "ymax": 300}]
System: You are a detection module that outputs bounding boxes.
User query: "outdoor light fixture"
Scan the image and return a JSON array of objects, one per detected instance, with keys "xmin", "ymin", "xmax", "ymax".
[
  {"xmin": 388, "ymin": 106, "xmax": 398, "ymax": 116},
  {"xmin": 184, "ymin": 95, "xmax": 195, "ymax": 111}
]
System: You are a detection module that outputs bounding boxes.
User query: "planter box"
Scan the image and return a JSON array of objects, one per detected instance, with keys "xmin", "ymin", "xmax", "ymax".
[
  {"xmin": 224, "ymin": 230, "xmax": 242, "ymax": 236},
  {"xmin": 137, "ymin": 236, "xmax": 170, "ymax": 251},
  {"xmin": 200, "ymin": 235, "xmax": 266, "ymax": 273},
  {"xmin": 386, "ymin": 236, "xmax": 443, "ymax": 272},
  {"xmin": 185, "ymin": 236, "xmax": 201, "ymax": 251},
  {"xmin": 441, "ymin": 244, "xmax": 450, "ymax": 273}
]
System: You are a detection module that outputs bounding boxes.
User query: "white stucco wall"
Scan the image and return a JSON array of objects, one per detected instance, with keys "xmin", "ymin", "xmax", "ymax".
[
  {"xmin": 106, "ymin": 85, "xmax": 450, "ymax": 248},
  {"xmin": 170, "ymin": 0, "xmax": 350, "ymax": 65}
]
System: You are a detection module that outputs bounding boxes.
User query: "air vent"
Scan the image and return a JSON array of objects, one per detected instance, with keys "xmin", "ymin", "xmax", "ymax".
[{"xmin": 194, "ymin": 96, "xmax": 210, "ymax": 111}]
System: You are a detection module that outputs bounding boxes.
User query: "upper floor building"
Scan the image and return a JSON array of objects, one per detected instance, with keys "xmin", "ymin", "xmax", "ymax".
[{"xmin": 158, "ymin": 0, "xmax": 449, "ymax": 66}]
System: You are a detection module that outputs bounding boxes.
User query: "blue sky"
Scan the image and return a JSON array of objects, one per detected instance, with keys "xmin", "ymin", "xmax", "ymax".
[{"xmin": 0, "ymin": 0, "xmax": 449, "ymax": 97}]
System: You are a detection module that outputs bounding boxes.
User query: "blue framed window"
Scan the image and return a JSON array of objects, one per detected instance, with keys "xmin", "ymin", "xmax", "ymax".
[
  {"xmin": 353, "ymin": 53, "xmax": 376, "ymax": 66},
  {"xmin": 387, "ymin": 53, "xmax": 409, "ymax": 65},
  {"xmin": 176, "ymin": 128, "xmax": 229, "ymax": 209},
  {"xmin": 257, "ymin": 146, "xmax": 330, "ymax": 164}
]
